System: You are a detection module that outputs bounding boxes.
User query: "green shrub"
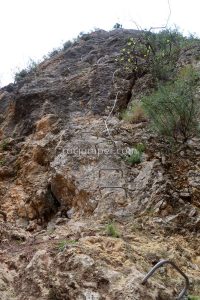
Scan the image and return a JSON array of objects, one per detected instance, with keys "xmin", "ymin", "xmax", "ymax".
[
  {"xmin": 188, "ymin": 296, "xmax": 200, "ymax": 300},
  {"xmin": 142, "ymin": 65, "xmax": 200, "ymax": 142},
  {"xmin": 123, "ymin": 143, "xmax": 145, "ymax": 165},
  {"xmin": 106, "ymin": 222, "xmax": 120, "ymax": 238},
  {"xmin": 124, "ymin": 148, "xmax": 143, "ymax": 165}
]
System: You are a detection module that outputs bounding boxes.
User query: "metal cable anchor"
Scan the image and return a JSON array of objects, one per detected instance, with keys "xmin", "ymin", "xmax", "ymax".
[{"xmin": 142, "ymin": 260, "xmax": 189, "ymax": 300}]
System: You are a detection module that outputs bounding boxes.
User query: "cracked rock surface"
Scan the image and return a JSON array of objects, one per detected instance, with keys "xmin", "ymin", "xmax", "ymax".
[{"xmin": 0, "ymin": 29, "xmax": 200, "ymax": 299}]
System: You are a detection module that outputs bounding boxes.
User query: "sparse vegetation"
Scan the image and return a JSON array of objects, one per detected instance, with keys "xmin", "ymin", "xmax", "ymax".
[
  {"xmin": 47, "ymin": 48, "xmax": 60, "ymax": 58},
  {"xmin": 121, "ymin": 102, "xmax": 146, "ymax": 123},
  {"xmin": 106, "ymin": 222, "xmax": 120, "ymax": 238},
  {"xmin": 57, "ymin": 239, "xmax": 77, "ymax": 252},
  {"xmin": 14, "ymin": 59, "xmax": 38, "ymax": 83},
  {"xmin": 1, "ymin": 139, "xmax": 9, "ymax": 151}
]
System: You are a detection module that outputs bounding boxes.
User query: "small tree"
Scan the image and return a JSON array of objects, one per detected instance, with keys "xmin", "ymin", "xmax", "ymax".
[
  {"xmin": 118, "ymin": 28, "xmax": 198, "ymax": 82},
  {"xmin": 142, "ymin": 66, "xmax": 200, "ymax": 142}
]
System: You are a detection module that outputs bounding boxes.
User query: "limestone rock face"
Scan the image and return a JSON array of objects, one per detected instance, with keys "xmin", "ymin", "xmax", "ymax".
[{"xmin": 0, "ymin": 29, "xmax": 200, "ymax": 299}]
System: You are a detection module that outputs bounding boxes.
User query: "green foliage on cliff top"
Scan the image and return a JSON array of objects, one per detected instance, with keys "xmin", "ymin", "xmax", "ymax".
[{"xmin": 118, "ymin": 28, "xmax": 199, "ymax": 82}]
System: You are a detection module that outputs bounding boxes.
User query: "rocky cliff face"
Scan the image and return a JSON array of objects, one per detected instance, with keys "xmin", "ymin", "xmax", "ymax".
[{"xmin": 0, "ymin": 29, "xmax": 200, "ymax": 300}]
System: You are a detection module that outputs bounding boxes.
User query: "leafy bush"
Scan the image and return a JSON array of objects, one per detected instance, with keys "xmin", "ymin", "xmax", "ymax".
[
  {"xmin": 188, "ymin": 296, "xmax": 200, "ymax": 300},
  {"xmin": 106, "ymin": 222, "xmax": 120, "ymax": 238},
  {"xmin": 142, "ymin": 66, "xmax": 200, "ymax": 142}
]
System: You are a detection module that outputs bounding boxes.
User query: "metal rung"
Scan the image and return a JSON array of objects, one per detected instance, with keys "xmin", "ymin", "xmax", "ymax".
[
  {"xmin": 80, "ymin": 131, "xmax": 96, "ymax": 138},
  {"xmin": 142, "ymin": 260, "xmax": 189, "ymax": 300},
  {"xmin": 99, "ymin": 168, "xmax": 124, "ymax": 178},
  {"xmin": 99, "ymin": 186, "xmax": 127, "ymax": 198},
  {"xmin": 96, "ymin": 140, "xmax": 113, "ymax": 146},
  {"xmin": 80, "ymin": 130, "xmax": 102, "ymax": 139}
]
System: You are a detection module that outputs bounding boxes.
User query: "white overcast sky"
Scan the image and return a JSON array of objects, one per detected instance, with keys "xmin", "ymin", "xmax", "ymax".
[{"xmin": 0, "ymin": 0, "xmax": 200, "ymax": 86}]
